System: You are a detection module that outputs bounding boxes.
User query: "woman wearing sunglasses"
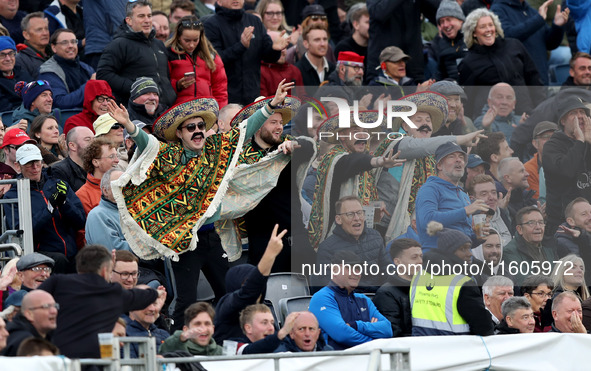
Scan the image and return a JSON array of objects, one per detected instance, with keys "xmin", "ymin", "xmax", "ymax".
[{"xmin": 166, "ymin": 15, "xmax": 228, "ymax": 108}]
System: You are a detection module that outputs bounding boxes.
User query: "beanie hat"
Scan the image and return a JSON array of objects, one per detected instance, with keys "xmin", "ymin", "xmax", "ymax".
[
  {"xmin": 436, "ymin": 0, "xmax": 466, "ymax": 23},
  {"xmin": 14, "ymin": 80, "xmax": 52, "ymax": 110},
  {"xmin": 0, "ymin": 36, "xmax": 16, "ymax": 51},
  {"xmin": 427, "ymin": 221, "xmax": 471, "ymax": 256},
  {"xmin": 130, "ymin": 77, "xmax": 159, "ymax": 102}
]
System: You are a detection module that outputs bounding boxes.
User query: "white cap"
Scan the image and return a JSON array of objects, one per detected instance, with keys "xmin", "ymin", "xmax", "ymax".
[{"xmin": 15, "ymin": 143, "xmax": 42, "ymax": 165}]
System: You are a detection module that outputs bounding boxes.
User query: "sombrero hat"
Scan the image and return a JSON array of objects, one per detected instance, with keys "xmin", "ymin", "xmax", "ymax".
[
  {"xmin": 391, "ymin": 91, "xmax": 448, "ymax": 133},
  {"xmin": 229, "ymin": 95, "xmax": 301, "ymax": 127},
  {"xmin": 318, "ymin": 110, "xmax": 385, "ymax": 144},
  {"xmin": 153, "ymin": 98, "xmax": 219, "ymax": 142}
]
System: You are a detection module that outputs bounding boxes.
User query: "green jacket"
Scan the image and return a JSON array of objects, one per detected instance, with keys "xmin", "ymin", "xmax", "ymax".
[
  {"xmin": 502, "ymin": 233, "xmax": 557, "ymax": 285},
  {"xmin": 159, "ymin": 330, "xmax": 223, "ymax": 356}
]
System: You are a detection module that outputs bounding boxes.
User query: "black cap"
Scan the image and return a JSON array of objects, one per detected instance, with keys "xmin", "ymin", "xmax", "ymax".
[{"xmin": 302, "ymin": 4, "xmax": 326, "ymax": 19}]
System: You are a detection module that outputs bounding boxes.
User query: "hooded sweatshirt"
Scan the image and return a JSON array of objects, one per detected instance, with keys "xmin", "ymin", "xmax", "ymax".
[{"xmin": 63, "ymin": 79, "xmax": 113, "ymax": 135}]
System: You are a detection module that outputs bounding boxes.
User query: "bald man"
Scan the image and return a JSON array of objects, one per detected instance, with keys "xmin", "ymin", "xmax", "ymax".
[{"xmin": 274, "ymin": 311, "xmax": 333, "ymax": 352}]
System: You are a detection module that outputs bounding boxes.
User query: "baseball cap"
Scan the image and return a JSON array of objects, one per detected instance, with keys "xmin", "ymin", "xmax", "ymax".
[
  {"xmin": 15, "ymin": 143, "xmax": 42, "ymax": 165},
  {"xmin": 377, "ymin": 46, "xmax": 410, "ymax": 68},
  {"xmin": 467, "ymin": 154, "xmax": 490, "ymax": 170},
  {"xmin": 1, "ymin": 128, "xmax": 36, "ymax": 148}
]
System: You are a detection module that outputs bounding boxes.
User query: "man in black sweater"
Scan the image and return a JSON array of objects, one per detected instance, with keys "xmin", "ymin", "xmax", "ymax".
[{"xmin": 39, "ymin": 245, "xmax": 164, "ymax": 360}]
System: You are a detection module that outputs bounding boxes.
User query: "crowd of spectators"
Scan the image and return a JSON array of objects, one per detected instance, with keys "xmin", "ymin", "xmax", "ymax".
[{"xmin": 0, "ymin": 0, "xmax": 591, "ymax": 364}]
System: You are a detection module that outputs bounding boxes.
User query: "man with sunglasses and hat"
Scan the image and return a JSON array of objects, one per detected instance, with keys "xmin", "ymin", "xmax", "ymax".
[{"xmin": 108, "ymin": 80, "xmax": 294, "ymax": 330}]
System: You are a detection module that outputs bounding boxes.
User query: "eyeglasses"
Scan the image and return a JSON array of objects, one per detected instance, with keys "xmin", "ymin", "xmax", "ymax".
[
  {"xmin": 338, "ymin": 210, "xmax": 365, "ymax": 219},
  {"xmin": 181, "ymin": 19, "xmax": 203, "ymax": 29},
  {"xmin": 55, "ymin": 39, "xmax": 78, "ymax": 46},
  {"xmin": 30, "ymin": 266, "xmax": 52, "ymax": 273},
  {"xmin": 264, "ymin": 11, "xmax": 284, "ymax": 17},
  {"xmin": 112, "ymin": 270, "xmax": 140, "ymax": 280},
  {"xmin": 99, "ymin": 154, "xmax": 118, "ymax": 160},
  {"xmin": 181, "ymin": 122, "xmax": 206, "ymax": 132},
  {"xmin": 95, "ymin": 95, "xmax": 111, "ymax": 103},
  {"xmin": 111, "ymin": 124, "xmax": 124, "ymax": 130},
  {"xmin": 531, "ymin": 292, "xmax": 552, "ymax": 298},
  {"xmin": 310, "ymin": 15, "xmax": 327, "ymax": 21},
  {"xmin": 520, "ymin": 220, "xmax": 545, "ymax": 227},
  {"xmin": 0, "ymin": 50, "xmax": 15, "ymax": 59},
  {"xmin": 28, "ymin": 303, "xmax": 60, "ymax": 311},
  {"xmin": 22, "ymin": 160, "xmax": 42, "ymax": 169},
  {"xmin": 344, "ymin": 64, "xmax": 363, "ymax": 72},
  {"xmin": 6, "ymin": 145, "xmax": 17, "ymax": 151}
]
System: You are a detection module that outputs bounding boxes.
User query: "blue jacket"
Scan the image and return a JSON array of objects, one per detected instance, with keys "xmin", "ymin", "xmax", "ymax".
[
  {"xmin": 86, "ymin": 197, "xmax": 132, "ymax": 252},
  {"xmin": 415, "ymin": 176, "xmax": 474, "ymax": 251},
  {"xmin": 124, "ymin": 315, "xmax": 170, "ymax": 358},
  {"xmin": 83, "ymin": 0, "xmax": 126, "ymax": 55},
  {"xmin": 568, "ymin": 0, "xmax": 591, "ymax": 53},
  {"xmin": 474, "ymin": 104, "xmax": 520, "ymax": 143},
  {"xmin": 309, "ymin": 283, "xmax": 392, "ymax": 350},
  {"xmin": 490, "ymin": 0, "xmax": 564, "ymax": 85},
  {"xmin": 38, "ymin": 56, "xmax": 94, "ymax": 109},
  {"xmin": 4, "ymin": 168, "xmax": 86, "ymax": 258},
  {"xmin": 274, "ymin": 333, "xmax": 333, "ymax": 353}
]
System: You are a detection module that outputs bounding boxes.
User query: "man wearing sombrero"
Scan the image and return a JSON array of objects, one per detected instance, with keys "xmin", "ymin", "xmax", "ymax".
[
  {"xmin": 215, "ymin": 94, "xmax": 317, "ymax": 272},
  {"xmin": 373, "ymin": 91, "xmax": 486, "ymax": 240},
  {"xmin": 308, "ymin": 110, "xmax": 405, "ymax": 250},
  {"xmin": 107, "ymin": 80, "xmax": 294, "ymax": 329}
]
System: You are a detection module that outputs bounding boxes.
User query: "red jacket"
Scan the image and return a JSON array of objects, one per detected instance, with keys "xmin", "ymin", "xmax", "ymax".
[
  {"xmin": 260, "ymin": 61, "xmax": 305, "ymax": 98},
  {"xmin": 64, "ymin": 80, "xmax": 114, "ymax": 135},
  {"xmin": 167, "ymin": 47, "xmax": 228, "ymax": 108}
]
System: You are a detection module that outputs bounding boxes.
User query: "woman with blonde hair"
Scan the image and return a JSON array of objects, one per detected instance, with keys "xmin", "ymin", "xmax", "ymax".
[
  {"xmin": 255, "ymin": 0, "xmax": 291, "ymax": 33},
  {"xmin": 166, "ymin": 15, "xmax": 228, "ymax": 107},
  {"xmin": 551, "ymin": 254, "xmax": 589, "ymax": 301}
]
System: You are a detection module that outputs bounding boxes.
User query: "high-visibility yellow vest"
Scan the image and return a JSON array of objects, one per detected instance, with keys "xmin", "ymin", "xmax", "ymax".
[{"xmin": 410, "ymin": 271, "xmax": 472, "ymax": 335}]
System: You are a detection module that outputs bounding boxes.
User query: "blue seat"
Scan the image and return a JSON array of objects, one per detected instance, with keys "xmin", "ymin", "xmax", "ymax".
[
  {"xmin": 0, "ymin": 111, "xmax": 13, "ymax": 126},
  {"xmin": 549, "ymin": 64, "xmax": 570, "ymax": 86},
  {"xmin": 56, "ymin": 108, "xmax": 82, "ymax": 132}
]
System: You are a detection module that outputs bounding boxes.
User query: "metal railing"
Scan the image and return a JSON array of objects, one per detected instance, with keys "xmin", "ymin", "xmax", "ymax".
[
  {"xmin": 77, "ymin": 337, "xmax": 411, "ymax": 371},
  {"xmin": 0, "ymin": 178, "xmax": 32, "ymax": 263}
]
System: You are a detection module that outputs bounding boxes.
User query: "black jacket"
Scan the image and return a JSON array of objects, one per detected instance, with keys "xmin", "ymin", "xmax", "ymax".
[
  {"xmin": 560, "ymin": 76, "xmax": 591, "ymax": 91},
  {"xmin": 204, "ymin": 5, "xmax": 280, "ymax": 105},
  {"xmin": 96, "ymin": 24, "xmax": 175, "ymax": 107},
  {"xmin": 373, "ymin": 275, "xmax": 413, "ymax": 337},
  {"xmin": 429, "ymin": 32, "xmax": 468, "ymax": 81},
  {"xmin": 494, "ymin": 319, "xmax": 521, "ymax": 335},
  {"xmin": 0, "ymin": 64, "xmax": 32, "ymax": 110},
  {"xmin": 315, "ymin": 224, "xmax": 389, "ymax": 291},
  {"xmin": 14, "ymin": 43, "xmax": 51, "ymax": 80},
  {"xmin": 49, "ymin": 156, "xmax": 87, "ymax": 192},
  {"xmin": 458, "ymin": 38, "xmax": 544, "ymax": 118},
  {"xmin": 214, "ymin": 264, "xmax": 268, "ymax": 344},
  {"xmin": 2, "ymin": 313, "xmax": 51, "ymax": 356},
  {"xmin": 127, "ymin": 100, "xmax": 167, "ymax": 129},
  {"xmin": 366, "ymin": 0, "xmax": 439, "ymax": 82},
  {"xmin": 542, "ymin": 130, "xmax": 591, "ymax": 236},
  {"xmin": 230, "ymin": 333, "xmax": 281, "ymax": 354},
  {"xmin": 38, "ymin": 273, "xmax": 158, "ymax": 359},
  {"xmin": 295, "ymin": 55, "xmax": 335, "ymax": 97}
]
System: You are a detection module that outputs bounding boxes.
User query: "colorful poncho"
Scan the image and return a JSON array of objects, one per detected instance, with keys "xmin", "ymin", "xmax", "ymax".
[
  {"xmin": 308, "ymin": 145, "xmax": 379, "ymax": 250},
  {"xmin": 214, "ymin": 136, "xmax": 292, "ymax": 261},
  {"xmin": 111, "ymin": 124, "xmax": 247, "ymax": 261}
]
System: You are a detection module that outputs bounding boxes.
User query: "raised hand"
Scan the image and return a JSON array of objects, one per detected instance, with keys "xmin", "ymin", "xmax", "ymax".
[
  {"xmin": 270, "ymin": 79, "xmax": 295, "ymax": 107},
  {"xmin": 266, "ymin": 224, "xmax": 288, "ymax": 257},
  {"xmin": 554, "ymin": 5, "xmax": 570, "ymax": 27},
  {"xmin": 457, "ymin": 129, "xmax": 487, "ymax": 147}
]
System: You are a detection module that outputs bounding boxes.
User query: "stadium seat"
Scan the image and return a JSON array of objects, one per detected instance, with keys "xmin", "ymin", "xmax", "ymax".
[
  {"xmin": 57, "ymin": 108, "xmax": 82, "ymax": 132},
  {"xmin": 1, "ymin": 111, "xmax": 13, "ymax": 126},
  {"xmin": 548, "ymin": 63, "xmax": 570, "ymax": 86},
  {"xmin": 265, "ymin": 272, "xmax": 310, "ymax": 320},
  {"xmin": 278, "ymin": 295, "xmax": 312, "ymax": 324}
]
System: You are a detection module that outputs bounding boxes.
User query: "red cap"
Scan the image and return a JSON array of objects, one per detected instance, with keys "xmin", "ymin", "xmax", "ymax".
[
  {"xmin": 2, "ymin": 128, "xmax": 36, "ymax": 148},
  {"xmin": 337, "ymin": 51, "xmax": 364, "ymax": 66}
]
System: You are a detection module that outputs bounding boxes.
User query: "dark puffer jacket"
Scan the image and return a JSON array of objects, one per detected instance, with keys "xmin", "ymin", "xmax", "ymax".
[{"xmin": 96, "ymin": 24, "xmax": 176, "ymax": 107}]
